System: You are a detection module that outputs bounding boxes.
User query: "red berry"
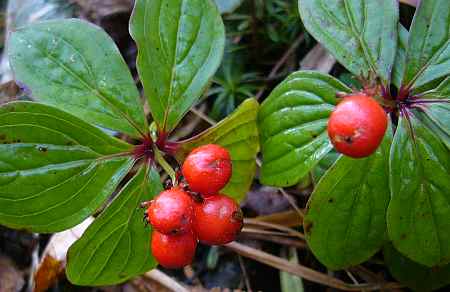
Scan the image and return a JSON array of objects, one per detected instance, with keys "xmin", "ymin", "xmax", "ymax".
[
  {"xmin": 151, "ymin": 230, "xmax": 197, "ymax": 269},
  {"xmin": 147, "ymin": 188, "xmax": 194, "ymax": 235},
  {"xmin": 327, "ymin": 93, "xmax": 387, "ymax": 158},
  {"xmin": 182, "ymin": 144, "xmax": 232, "ymax": 195},
  {"xmin": 193, "ymin": 194, "xmax": 243, "ymax": 245}
]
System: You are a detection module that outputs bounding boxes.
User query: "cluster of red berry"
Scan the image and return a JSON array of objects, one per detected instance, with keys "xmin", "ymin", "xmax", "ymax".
[
  {"xmin": 327, "ymin": 93, "xmax": 388, "ymax": 158},
  {"xmin": 144, "ymin": 144, "xmax": 243, "ymax": 269}
]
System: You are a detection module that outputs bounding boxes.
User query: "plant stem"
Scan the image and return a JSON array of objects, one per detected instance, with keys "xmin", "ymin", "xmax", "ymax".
[{"xmin": 154, "ymin": 147, "xmax": 176, "ymax": 185}]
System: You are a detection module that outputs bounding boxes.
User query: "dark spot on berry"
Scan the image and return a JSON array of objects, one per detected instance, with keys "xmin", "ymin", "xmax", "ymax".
[
  {"xmin": 400, "ymin": 234, "xmax": 407, "ymax": 240},
  {"xmin": 232, "ymin": 210, "xmax": 244, "ymax": 223},
  {"xmin": 170, "ymin": 229, "xmax": 180, "ymax": 235},
  {"xmin": 328, "ymin": 198, "xmax": 334, "ymax": 203},
  {"xmin": 344, "ymin": 136, "xmax": 353, "ymax": 144}
]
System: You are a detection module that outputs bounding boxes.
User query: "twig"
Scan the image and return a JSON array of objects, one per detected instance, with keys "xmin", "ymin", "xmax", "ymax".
[
  {"xmin": 300, "ymin": 43, "xmax": 336, "ymax": 73},
  {"xmin": 239, "ymin": 232, "xmax": 307, "ymax": 248},
  {"xmin": 27, "ymin": 233, "xmax": 39, "ymax": 292},
  {"xmin": 225, "ymin": 242, "xmax": 403, "ymax": 291},
  {"xmin": 345, "ymin": 270, "xmax": 360, "ymax": 285},
  {"xmin": 242, "ymin": 227, "xmax": 298, "ymax": 237},
  {"xmin": 279, "ymin": 188, "xmax": 305, "ymax": 218},
  {"xmin": 244, "ymin": 218, "xmax": 305, "ymax": 239},
  {"xmin": 238, "ymin": 255, "xmax": 253, "ymax": 292},
  {"xmin": 190, "ymin": 106, "xmax": 216, "ymax": 125},
  {"xmin": 255, "ymin": 34, "xmax": 305, "ymax": 100},
  {"xmin": 143, "ymin": 269, "xmax": 189, "ymax": 292}
]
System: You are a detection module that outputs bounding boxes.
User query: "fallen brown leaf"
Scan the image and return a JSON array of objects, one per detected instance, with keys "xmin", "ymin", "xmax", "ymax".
[{"xmin": 33, "ymin": 217, "xmax": 93, "ymax": 292}]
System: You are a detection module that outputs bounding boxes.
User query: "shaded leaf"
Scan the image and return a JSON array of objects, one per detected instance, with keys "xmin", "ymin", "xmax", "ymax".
[
  {"xmin": 414, "ymin": 100, "xmax": 450, "ymax": 149},
  {"xmin": 420, "ymin": 102, "xmax": 450, "ymax": 137},
  {"xmin": 8, "ymin": 19, "xmax": 146, "ymax": 138},
  {"xmin": 0, "ymin": 102, "xmax": 134, "ymax": 233},
  {"xmin": 304, "ymin": 128, "xmax": 392, "ymax": 270},
  {"xmin": 402, "ymin": 0, "xmax": 450, "ymax": 91},
  {"xmin": 420, "ymin": 77, "xmax": 450, "ymax": 99},
  {"xmin": 176, "ymin": 98, "xmax": 259, "ymax": 201},
  {"xmin": 66, "ymin": 166, "xmax": 163, "ymax": 285},
  {"xmin": 392, "ymin": 24, "xmax": 409, "ymax": 89},
  {"xmin": 311, "ymin": 150, "xmax": 339, "ymax": 184},
  {"xmin": 387, "ymin": 112, "xmax": 450, "ymax": 267},
  {"xmin": 384, "ymin": 243, "xmax": 450, "ymax": 292},
  {"xmin": 130, "ymin": 0, "xmax": 225, "ymax": 133},
  {"xmin": 298, "ymin": 0, "xmax": 398, "ymax": 84},
  {"xmin": 34, "ymin": 218, "xmax": 94, "ymax": 292},
  {"xmin": 258, "ymin": 71, "xmax": 351, "ymax": 187}
]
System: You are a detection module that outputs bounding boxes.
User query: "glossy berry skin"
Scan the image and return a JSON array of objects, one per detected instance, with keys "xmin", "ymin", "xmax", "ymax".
[
  {"xmin": 147, "ymin": 188, "xmax": 194, "ymax": 235},
  {"xmin": 182, "ymin": 144, "xmax": 232, "ymax": 195},
  {"xmin": 193, "ymin": 194, "xmax": 243, "ymax": 245},
  {"xmin": 151, "ymin": 230, "xmax": 197, "ymax": 269},
  {"xmin": 327, "ymin": 93, "xmax": 387, "ymax": 158}
]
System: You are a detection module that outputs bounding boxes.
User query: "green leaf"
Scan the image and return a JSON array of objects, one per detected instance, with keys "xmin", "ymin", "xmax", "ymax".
[
  {"xmin": 392, "ymin": 24, "xmax": 409, "ymax": 89},
  {"xmin": 176, "ymin": 98, "xmax": 259, "ymax": 201},
  {"xmin": 311, "ymin": 150, "xmax": 339, "ymax": 184},
  {"xmin": 8, "ymin": 19, "xmax": 146, "ymax": 138},
  {"xmin": 387, "ymin": 112, "xmax": 450, "ymax": 267},
  {"xmin": 384, "ymin": 243, "xmax": 450, "ymax": 292},
  {"xmin": 420, "ymin": 102, "xmax": 450, "ymax": 137},
  {"xmin": 258, "ymin": 71, "xmax": 351, "ymax": 187},
  {"xmin": 66, "ymin": 166, "xmax": 163, "ymax": 285},
  {"xmin": 401, "ymin": 0, "xmax": 450, "ymax": 91},
  {"xmin": 414, "ymin": 102, "xmax": 450, "ymax": 149},
  {"xmin": 304, "ymin": 128, "xmax": 392, "ymax": 270},
  {"xmin": 130, "ymin": 0, "xmax": 225, "ymax": 133},
  {"xmin": 0, "ymin": 102, "xmax": 134, "ymax": 233},
  {"xmin": 420, "ymin": 77, "xmax": 450, "ymax": 99},
  {"xmin": 298, "ymin": 0, "xmax": 398, "ymax": 84}
]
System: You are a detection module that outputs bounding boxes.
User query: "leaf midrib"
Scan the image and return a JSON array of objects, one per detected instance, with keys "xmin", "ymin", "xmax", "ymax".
[
  {"xmin": 0, "ymin": 161, "xmax": 100, "ymax": 218},
  {"xmin": 0, "ymin": 110, "xmax": 128, "ymax": 154},
  {"xmin": 342, "ymin": 0, "xmax": 378, "ymax": 78},
  {"xmin": 401, "ymin": 115, "xmax": 442, "ymax": 262}
]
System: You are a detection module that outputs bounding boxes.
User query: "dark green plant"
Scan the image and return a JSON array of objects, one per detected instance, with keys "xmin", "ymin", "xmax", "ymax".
[
  {"xmin": 1, "ymin": 0, "xmax": 449, "ymax": 290},
  {"xmin": 208, "ymin": 42, "xmax": 259, "ymax": 120},
  {"xmin": 0, "ymin": 0, "xmax": 259, "ymax": 285},
  {"xmin": 258, "ymin": 0, "xmax": 449, "ymax": 290}
]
